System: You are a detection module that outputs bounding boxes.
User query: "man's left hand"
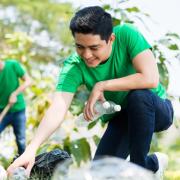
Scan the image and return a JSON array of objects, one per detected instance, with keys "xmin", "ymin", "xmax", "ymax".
[{"xmin": 83, "ymin": 81, "xmax": 105, "ymax": 121}]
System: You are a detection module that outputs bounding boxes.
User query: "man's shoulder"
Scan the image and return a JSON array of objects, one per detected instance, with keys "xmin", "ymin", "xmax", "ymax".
[
  {"xmin": 5, "ymin": 59, "xmax": 25, "ymax": 74},
  {"xmin": 5, "ymin": 59, "xmax": 19, "ymax": 66}
]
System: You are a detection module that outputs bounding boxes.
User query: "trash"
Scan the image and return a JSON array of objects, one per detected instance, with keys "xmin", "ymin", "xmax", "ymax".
[{"xmin": 30, "ymin": 148, "xmax": 71, "ymax": 179}]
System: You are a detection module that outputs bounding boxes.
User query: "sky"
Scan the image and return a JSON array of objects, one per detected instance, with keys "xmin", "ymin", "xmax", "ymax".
[{"xmin": 133, "ymin": 0, "xmax": 180, "ymax": 34}]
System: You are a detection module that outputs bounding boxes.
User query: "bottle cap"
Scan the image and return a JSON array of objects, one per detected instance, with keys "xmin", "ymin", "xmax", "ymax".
[
  {"xmin": 114, "ymin": 105, "xmax": 121, "ymax": 111},
  {"xmin": 102, "ymin": 101, "xmax": 110, "ymax": 109}
]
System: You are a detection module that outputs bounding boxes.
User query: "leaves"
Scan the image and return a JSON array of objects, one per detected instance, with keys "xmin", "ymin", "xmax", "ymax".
[
  {"xmin": 158, "ymin": 63, "xmax": 169, "ymax": 88},
  {"xmin": 87, "ymin": 119, "xmax": 98, "ymax": 130},
  {"xmin": 69, "ymin": 138, "xmax": 91, "ymax": 166},
  {"xmin": 93, "ymin": 135, "xmax": 101, "ymax": 146},
  {"xmin": 112, "ymin": 17, "xmax": 121, "ymax": 26},
  {"xmin": 168, "ymin": 44, "xmax": 179, "ymax": 50},
  {"xmin": 126, "ymin": 7, "xmax": 140, "ymax": 13}
]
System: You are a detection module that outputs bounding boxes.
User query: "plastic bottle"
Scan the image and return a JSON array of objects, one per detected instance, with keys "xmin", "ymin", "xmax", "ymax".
[
  {"xmin": 9, "ymin": 167, "xmax": 28, "ymax": 180},
  {"xmin": 75, "ymin": 101, "xmax": 121, "ymax": 126},
  {"xmin": 0, "ymin": 165, "xmax": 7, "ymax": 180}
]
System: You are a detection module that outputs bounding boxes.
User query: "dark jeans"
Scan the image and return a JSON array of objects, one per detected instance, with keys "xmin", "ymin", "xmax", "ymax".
[
  {"xmin": 0, "ymin": 109, "xmax": 26, "ymax": 155},
  {"xmin": 94, "ymin": 89, "xmax": 174, "ymax": 172}
]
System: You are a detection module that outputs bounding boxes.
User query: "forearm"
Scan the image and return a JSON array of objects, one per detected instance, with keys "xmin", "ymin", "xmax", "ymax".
[
  {"xmin": 13, "ymin": 77, "xmax": 31, "ymax": 96},
  {"xmin": 27, "ymin": 106, "xmax": 65, "ymax": 151},
  {"xmin": 25, "ymin": 92, "xmax": 74, "ymax": 153},
  {"xmin": 102, "ymin": 73, "xmax": 159, "ymax": 92}
]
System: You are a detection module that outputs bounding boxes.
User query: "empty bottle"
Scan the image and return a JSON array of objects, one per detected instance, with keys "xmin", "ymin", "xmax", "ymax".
[
  {"xmin": 75, "ymin": 100, "xmax": 121, "ymax": 126},
  {"xmin": 9, "ymin": 167, "xmax": 28, "ymax": 180},
  {"xmin": 0, "ymin": 165, "xmax": 7, "ymax": 180}
]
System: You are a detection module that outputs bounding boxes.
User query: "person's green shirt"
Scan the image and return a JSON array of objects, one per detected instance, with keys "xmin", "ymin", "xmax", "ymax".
[
  {"xmin": 0, "ymin": 59, "xmax": 26, "ymax": 112},
  {"xmin": 56, "ymin": 23, "xmax": 166, "ymax": 122}
]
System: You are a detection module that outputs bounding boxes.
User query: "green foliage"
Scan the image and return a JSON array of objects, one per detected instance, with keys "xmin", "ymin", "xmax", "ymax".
[
  {"xmin": 152, "ymin": 31, "xmax": 180, "ymax": 88},
  {"xmin": 63, "ymin": 136, "xmax": 71, "ymax": 155},
  {"xmin": 69, "ymin": 99, "xmax": 84, "ymax": 116},
  {"xmin": 158, "ymin": 62, "xmax": 169, "ymax": 88},
  {"xmin": 0, "ymin": 155, "xmax": 11, "ymax": 169},
  {"xmin": 69, "ymin": 138, "xmax": 91, "ymax": 166},
  {"xmin": 63, "ymin": 137, "xmax": 91, "ymax": 166},
  {"xmin": 36, "ymin": 142, "xmax": 62, "ymax": 156},
  {"xmin": 149, "ymin": 134, "xmax": 162, "ymax": 152},
  {"xmin": 169, "ymin": 137, "xmax": 180, "ymax": 151},
  {"xmin": 93, "ymin": 135, "xmax": 101, "ymax": 146},
  {"xmin": 87, "ymin": 119, "xmax": 98, "ymax": 130},
  {"xmin": 0, "ymin": 1, "xmax": 74, "ymax": 63},
  {"xmin": 126, "ymin": 7, "xmax": 140, "ymax": 13},
  {"xmin": 1, "ymin": 32, "xmax": 33, "ymax": 67},
  {"xmin": 165, "ymin": 136, "xmax": 180, "ymax": 179},
  {"xmin": 0, "ymin": 0, "xmax": 73, "ymax": 34}
]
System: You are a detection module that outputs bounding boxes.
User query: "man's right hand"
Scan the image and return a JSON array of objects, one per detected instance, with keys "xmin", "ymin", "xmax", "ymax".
[{"xmin": 7, "ymin": 149, "xmax": 36, "ymax": 177}]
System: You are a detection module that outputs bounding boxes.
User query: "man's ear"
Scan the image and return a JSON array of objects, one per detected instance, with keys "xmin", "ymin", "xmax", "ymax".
[{"xmin": 109, "ymin": 33, "xmax": 115, "ymax": 43}]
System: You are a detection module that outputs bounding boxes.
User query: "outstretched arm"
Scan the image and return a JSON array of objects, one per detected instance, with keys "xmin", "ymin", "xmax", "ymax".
[{"xmin": 7, "ymin": 91, "xmax": 74, "ymax": 177}]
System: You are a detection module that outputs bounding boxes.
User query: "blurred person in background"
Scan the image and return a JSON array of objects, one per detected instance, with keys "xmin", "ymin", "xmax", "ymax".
[{"xmin": 0, "ymin": 59, "xmax": 31, "ymax": 155}]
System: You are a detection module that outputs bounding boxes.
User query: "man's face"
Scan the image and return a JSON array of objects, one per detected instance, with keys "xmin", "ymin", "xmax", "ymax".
[{"xmin": 74, "ymin": 33, "xmax": 114, "ymax": 67}]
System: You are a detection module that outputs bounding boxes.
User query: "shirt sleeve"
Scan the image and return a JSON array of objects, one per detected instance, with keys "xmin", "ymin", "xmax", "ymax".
[
  {"xmin": 119, "ymin": 24, "xmax": 152, "ymax": 60},
  {"xmin": 56, "ymin": 58, "xmax": 83, "ymax": 93},
  {"xmin": 13, "ymin": 60, "xmax": 26, "ymax": 77}
]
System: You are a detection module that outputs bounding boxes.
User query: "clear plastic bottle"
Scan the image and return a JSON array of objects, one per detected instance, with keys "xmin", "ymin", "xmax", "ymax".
[
  {"xmin": 75, "ymin": 101, "xmax": 121, "ymax": 126},
  {"xmin": 9, "ymin": 167, "xmax": 28, "ymax": 180}
]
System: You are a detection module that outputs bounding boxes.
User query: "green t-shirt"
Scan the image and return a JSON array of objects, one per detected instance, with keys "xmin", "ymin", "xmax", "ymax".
[
  {"xmin": 56, "ymin": 24, "xmax": 166, "ymax": 122},
  {"xmin": 0, "ymin": 60, "xmax": 26, "ymax": 112}
]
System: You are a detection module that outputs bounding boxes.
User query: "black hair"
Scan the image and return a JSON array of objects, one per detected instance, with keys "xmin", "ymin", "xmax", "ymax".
[{"xmin": 70, "ymin": 6, "xmax": 113, "ymax": 42}]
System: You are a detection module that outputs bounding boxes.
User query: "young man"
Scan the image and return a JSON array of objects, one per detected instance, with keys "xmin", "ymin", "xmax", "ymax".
[
  {"xmin": 7, "ymin": 6, "xmax": 173, "ymax": 178},
  {"xmin": 0, "ymin": 59, "xmax": 31, "ymax": 155}
]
